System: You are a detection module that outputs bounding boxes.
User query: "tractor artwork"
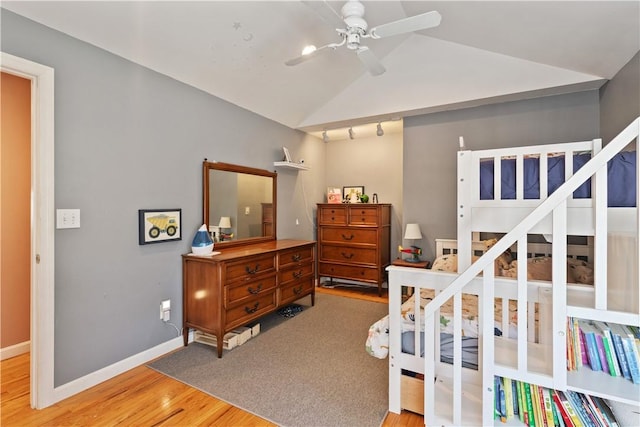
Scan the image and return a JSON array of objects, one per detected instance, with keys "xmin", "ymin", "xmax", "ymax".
[{"xmin": 146, "ymin": 214, "xmax": 179, "ymax": 239}]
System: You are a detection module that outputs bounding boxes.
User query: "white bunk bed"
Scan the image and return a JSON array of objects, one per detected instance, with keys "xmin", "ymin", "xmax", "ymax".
[{"xmin": 385, "ymin": 118, "xmax": 639, "ymax": 425}]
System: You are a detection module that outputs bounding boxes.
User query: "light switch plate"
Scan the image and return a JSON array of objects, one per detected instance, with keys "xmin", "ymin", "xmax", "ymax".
[{"xmin": 56, "ymin": 209, "xmax": 80, "ymax": 229}]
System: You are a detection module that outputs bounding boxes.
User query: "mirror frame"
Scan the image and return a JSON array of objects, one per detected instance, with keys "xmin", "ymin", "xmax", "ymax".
[{"xmin": 203, "ymin": 160, "xmax": 277, "ymax": 249}]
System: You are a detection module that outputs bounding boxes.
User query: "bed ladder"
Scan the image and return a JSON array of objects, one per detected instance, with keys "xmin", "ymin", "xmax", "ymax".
[{"xmin": 422, "ymin": 117, "xmax": 639, "ymax": 426}]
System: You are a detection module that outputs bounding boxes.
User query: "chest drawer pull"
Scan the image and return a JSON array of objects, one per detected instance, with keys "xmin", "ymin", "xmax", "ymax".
[
  {"xmin": 247, "ymin": 284, "xmax": 262, "ymax": 294},
  {"xmin": 293, "ymin": 270, "xmax": 303, "ymax": 279},
  {"xmin": 245, "ymin": 264, "xmax": 260, "ymax": 275},
  {"xmin": 244, "ymin": 302, "xmax": 259, "ymax": 314},
  {"xmin": 341, "ymin": 252, "xmax": 354, "ymax": 259},
  {"xmin": 291, "ymin": 253, "xmax": 302, "ymax": 262},
  {"xmin": 293, "ymin": 285, "xmax": 303, "ymax": 295},
  {"xmin": 341, "ymin": 233, "xmax": 354, "ymax": 240}
]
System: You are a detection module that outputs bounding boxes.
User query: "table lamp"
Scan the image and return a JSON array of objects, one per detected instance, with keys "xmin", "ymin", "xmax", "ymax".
[
  {"xmin": 402, "ymin": 223, "xmax": 423, "ymax": 262},
  {"xmin": 219, "ymin": 216, "xmax": 232, "ymax": 241}
]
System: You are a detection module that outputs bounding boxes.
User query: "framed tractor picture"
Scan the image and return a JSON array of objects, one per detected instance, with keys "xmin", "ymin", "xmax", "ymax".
[{"xmin": 138, "ymin": 209, "xmax": 182, "ymax": 245}]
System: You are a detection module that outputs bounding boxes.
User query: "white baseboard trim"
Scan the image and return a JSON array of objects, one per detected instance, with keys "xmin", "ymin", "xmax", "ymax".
[
  {"xmin": 52, "ymin": 336, "xmax": 184, "ymax": 404},
  {"xmin": 1, "ymin": 341, "xmax": 30, "ymax": 361}
]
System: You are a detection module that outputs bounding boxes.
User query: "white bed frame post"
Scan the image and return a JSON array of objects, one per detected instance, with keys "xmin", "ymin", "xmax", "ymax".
[{"xmin": 457, "ymin": 151, "xmax": 473, "ymax": 271}]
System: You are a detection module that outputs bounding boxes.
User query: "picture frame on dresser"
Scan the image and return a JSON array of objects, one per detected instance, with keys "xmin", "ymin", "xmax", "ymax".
[{"xmin": 343, "ymin": 186, "xmax": 364, "ymax": 203}]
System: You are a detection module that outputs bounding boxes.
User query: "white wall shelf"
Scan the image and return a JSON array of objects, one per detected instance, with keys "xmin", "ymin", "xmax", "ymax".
[{"xmin": 273, "ymin": 161, "xmax": 309, "ymax": 170}]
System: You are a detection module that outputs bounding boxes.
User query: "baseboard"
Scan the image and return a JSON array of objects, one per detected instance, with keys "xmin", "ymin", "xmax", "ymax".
[
  {"xmin": 52, "ymin": 336, "xmax": 184, "ymax": 404},
  {"xmin": 0, "ymin": 341, "xmax": 30, "ymax": 361}
]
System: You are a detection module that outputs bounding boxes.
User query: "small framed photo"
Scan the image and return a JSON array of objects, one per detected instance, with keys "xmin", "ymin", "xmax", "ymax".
[
  {"xmin": 282, "ymin": 146, "xmax": 292, "ymax": 162},
  {"xmin": 138, "ymin": 209, "xmax": 182, "ymax": 245},
  {"xmin": 327, "ymin": 187, "xmax": 342, "ymax": 204},
  {"xmin": 343, "ymin": 186, "xmax": 365, "ymax": 203}
]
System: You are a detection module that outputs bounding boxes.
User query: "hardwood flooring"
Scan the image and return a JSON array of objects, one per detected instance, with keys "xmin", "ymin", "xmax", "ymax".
[{"xmin": 1, "ymin": 285, "xmax": 422, "ymax": 426}]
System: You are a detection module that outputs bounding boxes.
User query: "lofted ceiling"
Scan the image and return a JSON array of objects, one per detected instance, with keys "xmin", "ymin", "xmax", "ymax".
[{"xmin": 3, "ymin": 1, "xmax": 639, "ymax": 134}]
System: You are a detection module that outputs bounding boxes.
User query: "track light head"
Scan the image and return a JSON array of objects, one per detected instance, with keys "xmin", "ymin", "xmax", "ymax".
[
  {"xmin": 322, "ymin": 130, "xmax": 329, "ymax": 143},
  {"xmin": 376, "ymin": 123, "xmax": 384, "ymax": 136},
  {"xmin": 348, "ymin": 127, "xmax": 355, "ymax": 140}
]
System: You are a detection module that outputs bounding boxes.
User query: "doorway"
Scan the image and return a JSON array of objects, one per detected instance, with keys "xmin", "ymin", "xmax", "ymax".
[{"xmin": 1, "ymin": 52, "xmax": 55, "ymax": 409}]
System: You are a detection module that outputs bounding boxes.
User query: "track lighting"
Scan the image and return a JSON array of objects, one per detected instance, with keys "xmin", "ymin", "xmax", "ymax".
[
  {"xmin": 376, "ymin": 122, "xmax": 384, "ymax": 136},
  {"xmin": 322, "ymin": 130, "xmax": 329, "ymax": 143},
  {"xmin": 348, "ymin": 127, "xmax": 355, "ymax": 140}
]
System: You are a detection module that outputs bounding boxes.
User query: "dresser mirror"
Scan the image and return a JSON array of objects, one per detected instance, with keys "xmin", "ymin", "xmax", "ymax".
[{"xmin": 203, "ymin": 160, "xmax": 277, "ymax": 248}]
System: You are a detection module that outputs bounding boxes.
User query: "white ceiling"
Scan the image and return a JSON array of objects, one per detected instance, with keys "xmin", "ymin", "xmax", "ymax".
[{"xmin": 3, "ymin": 1, "xmax": 639, "ymax": 134}]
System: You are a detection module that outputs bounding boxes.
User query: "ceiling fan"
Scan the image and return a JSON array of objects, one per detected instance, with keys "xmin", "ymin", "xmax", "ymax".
[{"xmin": 285, "ymin": 0, "xmax": 441, "ymax": 76}]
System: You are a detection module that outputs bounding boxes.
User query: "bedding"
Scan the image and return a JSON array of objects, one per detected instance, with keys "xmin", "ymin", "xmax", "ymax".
[
  {"xmin": 479, "ymin": 151, "xmax": 637, "ymax": 207},
  {"xmin": 365, "ymin": 287, "xmax": 518, "ymax": 364}
]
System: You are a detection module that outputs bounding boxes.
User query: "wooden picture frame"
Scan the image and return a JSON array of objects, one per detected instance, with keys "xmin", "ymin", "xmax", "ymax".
[
  {"xmin": 343, "ymin": 186, "xmax": 365, "ymax": 203},
  {"xmin": 138, "ymin": 209, "xmax": 182, "ymax": 245}
]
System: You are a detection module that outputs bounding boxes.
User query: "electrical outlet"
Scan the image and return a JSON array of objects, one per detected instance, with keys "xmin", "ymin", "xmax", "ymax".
[{"xmin": 160, "ymin": 299, "xmax": 171, "ymax": 321}]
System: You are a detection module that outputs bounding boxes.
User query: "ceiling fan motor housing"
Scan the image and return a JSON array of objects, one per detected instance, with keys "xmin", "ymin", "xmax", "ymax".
[{"xmin": 342, "ymin": 0, "xmax": 368, "ymax": 49}]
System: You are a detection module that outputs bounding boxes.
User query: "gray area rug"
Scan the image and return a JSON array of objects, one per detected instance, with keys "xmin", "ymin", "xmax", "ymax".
[{"xmin": 148, "ymin": 293, "xmax": 389, "ymax": 427}]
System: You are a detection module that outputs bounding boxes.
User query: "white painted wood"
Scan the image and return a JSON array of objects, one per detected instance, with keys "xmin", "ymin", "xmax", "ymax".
[
  {"xmin": 0, "ymin": 341, "xmax": 30, "ymax": 360},
  {"xmin": 387, "ymin": 119, "xmax": 639, "ymax": 425},
  {"xmin": 1, "ymin": 52, "xmax": 56, "ymax": 410}
]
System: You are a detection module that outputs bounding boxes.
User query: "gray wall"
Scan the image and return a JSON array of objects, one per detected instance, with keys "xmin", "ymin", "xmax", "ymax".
[
  {"xmin": 600, "ymin": 51, "xmax": 640, "ymax": 145},
  {"xmin": 1, "ymin": 10, "xmax": 322, "ymax": 386},
  {"xmin": 403, "ymin": 91, "xmax": 601, "ymax": 261}
]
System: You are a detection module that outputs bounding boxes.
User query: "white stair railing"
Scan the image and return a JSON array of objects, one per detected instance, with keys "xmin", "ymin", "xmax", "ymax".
[{"xmin": 422, "ymin": 117, "xmax": 639, "ymax": 426}]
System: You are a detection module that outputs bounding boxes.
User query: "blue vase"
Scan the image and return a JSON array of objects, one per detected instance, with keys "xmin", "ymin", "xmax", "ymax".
[{"xmin": 191, "ymin": 224, "xmax": 214, "ymax": 255}]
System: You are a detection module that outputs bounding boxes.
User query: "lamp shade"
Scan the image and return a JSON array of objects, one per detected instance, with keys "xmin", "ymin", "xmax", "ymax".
[
  {"xmin": 219, "ymin": 216, "xmax": 231, "ymax": 228},
  {"xmin": 404, "ymin": 223, "xmax": 422, "ymax": 240}
]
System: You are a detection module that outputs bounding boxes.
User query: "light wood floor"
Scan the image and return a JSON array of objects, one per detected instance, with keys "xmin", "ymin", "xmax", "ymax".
[{"xmin": 1, "ymin": 285, "xmax": 422, "ymax": 426}]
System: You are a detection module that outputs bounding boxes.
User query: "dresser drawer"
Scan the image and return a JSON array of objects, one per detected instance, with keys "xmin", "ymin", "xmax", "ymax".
[
  {"xmin": 319, "ymin": 244, "xmax": 377, "ymax": 265},
  {"xmin": 318, "ymin": 206, "xmax": 347, "ymax": 225},
  {"xmin": 348, "ymin": 206, "xmax": 380, "ymax": 226},
  {"xmin": 225, "ymin": 274, "xmax": 277, "ymax": 306},
  {"xmin": 319, "ymin": 227, "xmax": 378, "ymax": 245},
  {"xmin": 319, "ymin": 262, "xmax": 380, "ymax": 282},
  {"xmin": 279, "ymin": 262, "xmax": 314, "ymax": 287},
  {"xmin": 278, "ymin": 245, "xmax": 314, "ymax": 269},
  {"xmin": 279, "ymin": 277, "xmax": 314, "ymax": 304},
  {"xmin": 225, "ymin": 292, "xmax": 276, "ymax": 329},
  {"xmin": 225, "ymin": 254, "xmax": 276, "ymax": 283}
]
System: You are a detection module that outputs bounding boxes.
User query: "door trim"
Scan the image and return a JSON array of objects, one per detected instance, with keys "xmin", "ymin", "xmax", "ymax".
[{"xmin": 1, "ymin": 52, "xmax": 55, "ymax": 409}]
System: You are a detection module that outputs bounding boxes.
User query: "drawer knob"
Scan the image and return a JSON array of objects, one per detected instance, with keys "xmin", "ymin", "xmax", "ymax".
[
  {"xmin": 292, "ymin": 254, "xmax": 302, "ymax": 262},
  {"xmin": 293, "ymin": 285, "xmax": 303, "ymax": 295},
  {"xmin": 247, "ymin": 284, "xmax": 262, "ymax": 295},
  {"xmin": 244, "ymin": 302, "xmax": 259, "ymax": 314},
  {"xmin": 245, "ymin": 264, "xmax": 260, "ymax": 275},
  {"xmin": 341, "ymin": 252, "xmax": 354, "ymax": 259},
  {"xmin": 293, "ymin": 270, "xmax": 303, "ymax": 279},
  {"xmin": 341, "ymin": 233, "xmax": 354, "ymax": 241}
]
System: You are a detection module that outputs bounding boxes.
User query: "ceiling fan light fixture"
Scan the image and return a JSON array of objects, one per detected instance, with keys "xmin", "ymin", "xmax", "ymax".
[
  {"xmin": 301, "ymin": 45, "xmax": 317, "ymax": 56},
  {"xmin": 348, "ymin": 127, "xmax": 355, "ymax": 140},
  {"xmin": 376, "ymin": 123, "xmax": 384, "ymax": 136}
]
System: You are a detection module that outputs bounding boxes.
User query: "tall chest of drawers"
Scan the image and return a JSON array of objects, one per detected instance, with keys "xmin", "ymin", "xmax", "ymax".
[
  {"xmin": 182, "ymin": 239, "xmax": 316, "ymax": 357},
  {"xmin": 317, "ymin": 203, "xmax": 391, "ymax": 296}
]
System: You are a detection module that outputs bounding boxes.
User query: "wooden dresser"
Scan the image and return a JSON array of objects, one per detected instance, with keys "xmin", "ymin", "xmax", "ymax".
[
  {"xmin": 317, "ymin": 203, "xmax": 391, "ymax": 296},
  {"xmin": 182, "ymin": 239, "xmax": 316, "ymax": 357}
]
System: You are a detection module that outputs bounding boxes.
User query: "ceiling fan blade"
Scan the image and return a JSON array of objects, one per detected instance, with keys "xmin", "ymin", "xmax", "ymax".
[
  {"xmin": 356, "ymin": 46, "xmax": 386, "ymax": 76},
  {"xmin": 285, "ymin": 44, "xmax": 331, "ymax": 66},
  {"xmin": 302, "ymin": 0, "xmax": 344, "ymax": 29},
  {"xmin": 370, "ymin": 10, "xmax": 441, "ymax": 39}
]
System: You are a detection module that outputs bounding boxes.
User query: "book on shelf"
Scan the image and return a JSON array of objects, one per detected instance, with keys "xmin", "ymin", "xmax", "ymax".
[
  {"xmin": 608, "ymin": 322, "xmax": 632, "ymax": 380},
  {"xmin": 619, "ymin": 324, "xmax": 640, "ymax": 384},
  {"xmin": 577, "ymin": 319, "xmax": 602, "ymax": 371},
  {"xmin": 594, "ymin": 321, "xmax": 622, "ymax": 377},
  {"xmin": 495, "ymin": 376, "xmax": 624, "ymax": 427}
]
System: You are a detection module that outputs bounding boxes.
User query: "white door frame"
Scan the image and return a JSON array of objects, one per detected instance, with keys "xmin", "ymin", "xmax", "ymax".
[{"xmin": 1, "ymin": 52, "xmax": 55, "ymax": 409}]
